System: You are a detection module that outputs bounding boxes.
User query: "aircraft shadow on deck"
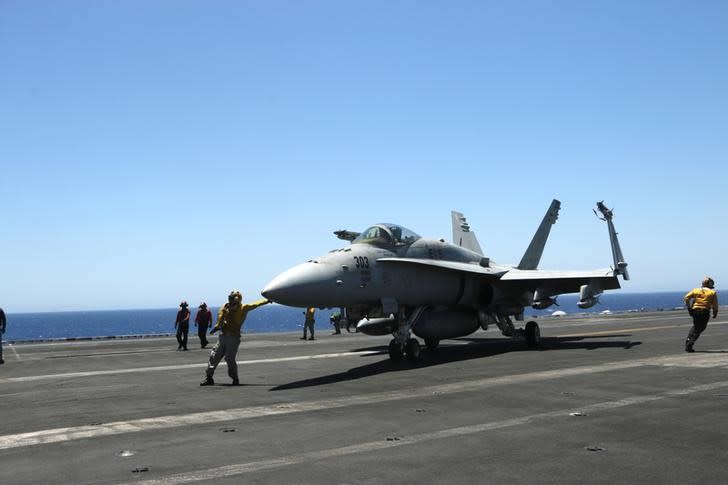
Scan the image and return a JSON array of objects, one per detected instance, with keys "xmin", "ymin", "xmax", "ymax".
[{"xmin": 270, "ymin": 336, "xmax": 641, "ymax": 391}]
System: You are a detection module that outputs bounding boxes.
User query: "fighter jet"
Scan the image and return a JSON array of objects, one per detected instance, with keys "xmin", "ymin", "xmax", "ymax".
[{"xmin": 262, "ymin": 200, "xmax": 629, "ymax": 362}]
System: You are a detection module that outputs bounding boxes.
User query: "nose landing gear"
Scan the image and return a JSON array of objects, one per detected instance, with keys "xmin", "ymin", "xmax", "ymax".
[
  {"xmin": 388, "ymin": 339, "xmax": 403, "ymax": 361},
  {"xmin": 388, "ymin": 337, "xmax": 422, "ymax": 363},
  {"xmin": 388, "ymin": 306, "xmax": 428, "ymax": 363}
]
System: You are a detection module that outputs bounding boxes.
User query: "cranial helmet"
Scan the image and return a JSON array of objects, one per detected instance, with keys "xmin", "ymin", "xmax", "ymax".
[
  {"xmin": 180, "ymin": 301, "xmax": 188, "ymax": 308},
  {"xmin": 228, "ymin": 290, "xmax": 243, "ymax": 304},
  {"xmin": 702, "ymin": 277, "xmax": 715, "ymax": 289}
]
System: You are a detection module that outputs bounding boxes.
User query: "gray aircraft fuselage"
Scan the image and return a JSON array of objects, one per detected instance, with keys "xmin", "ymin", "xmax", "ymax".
[
  {"xmin": 264, "ymin": 238, "xmax": 475, "ymax": 307},
  {"xmin": 263, "ymin": 225, "xmax": 526, "ymax": 320},
  {"xmin": 262, "ymin": 203, "xmax": 628, "ymax": 360}
]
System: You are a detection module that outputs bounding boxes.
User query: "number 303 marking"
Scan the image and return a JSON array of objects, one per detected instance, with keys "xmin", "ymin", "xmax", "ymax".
[{"xmin": 354, "ymin": 256, "xmax": 369, "ymax": 268}]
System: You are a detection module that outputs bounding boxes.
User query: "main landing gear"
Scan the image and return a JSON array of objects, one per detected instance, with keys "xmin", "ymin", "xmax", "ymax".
[
  {"xmin": 496, "ymin": 314, "xmax": 541, "ymax": 350},
  {"xmin": 388, "ymin": 337, "xmax": 421, "ymax": 363},
  {"xmin": 386, "ymin": 310, "xmax": 541, "ymax": 363},
  {"xmin": 524, "ymin": 321, "xmax": 541, "ymax": 349},
  {"xmin": 424, "ymin": 337, "xmax": 440, "ymax": 351}
]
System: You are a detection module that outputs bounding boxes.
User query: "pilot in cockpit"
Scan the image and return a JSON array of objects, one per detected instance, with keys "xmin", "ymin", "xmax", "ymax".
[{"xmin": 388, "ymin": 225, "xmax": 402, "ymax": 244}]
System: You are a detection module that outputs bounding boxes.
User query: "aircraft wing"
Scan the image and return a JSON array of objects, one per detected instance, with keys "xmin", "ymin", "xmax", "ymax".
[
  {"xmin": 377, "ymin": 258, "xmax": 507, "ymax": 278},
  {"xmin": 499, "ymin": 268, "xmax": 621, "ymax": 294}
]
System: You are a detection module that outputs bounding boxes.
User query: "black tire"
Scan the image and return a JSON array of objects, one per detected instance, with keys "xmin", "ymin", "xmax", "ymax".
[
  {"xmin": 525, "ymin": 321, "xmax": 540, "ymax": 349},
  {"xmin": 405, "ymin": 338, "xmax": 421, "ymax": 363},
  {"xmin": 424, "ymin": 337, "xmax": 440, "ymax": 351},
  {"xmin": 388, "ymin": 339, "xmax": 403, "ymax": 361}
]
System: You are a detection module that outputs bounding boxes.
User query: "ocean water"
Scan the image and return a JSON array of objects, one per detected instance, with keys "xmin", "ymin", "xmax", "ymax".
[
  {"xmin": 4, "ymin": 305, "xmax": 342, "ymax": 342},
  {"xmin": 3, "ymin": 291, "xmax": 724, "ymax": 342}
]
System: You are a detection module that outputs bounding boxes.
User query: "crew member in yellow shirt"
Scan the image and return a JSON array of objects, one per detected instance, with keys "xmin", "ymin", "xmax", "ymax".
[
  {"xmin": 684, "ymin": 277, "xmax": 719, "ymax": 352},
  {"xmin": 301, "ymin": 306, "xmax": 316, "ymax": 340},
  {"xmin": 200, "ymin": 290, "xmax": 271, "ymax": 386}
]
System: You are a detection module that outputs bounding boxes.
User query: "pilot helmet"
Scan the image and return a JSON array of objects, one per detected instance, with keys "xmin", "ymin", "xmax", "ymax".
[
  {"xmin": 228, "ymin": 290, "xmax": 243, "ymax": 305},
  {"xmin": 702, "ymin": 277, "xmax": 715, "ymax": 289}
]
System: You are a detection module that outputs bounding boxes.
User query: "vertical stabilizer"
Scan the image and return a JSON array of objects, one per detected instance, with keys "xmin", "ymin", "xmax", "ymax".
[
  {"xmin": 517, "ymin": 199, "xmax": 561, "ymax": 270},
  {"xmin": 451, "ymin": 211, "xmax": 483, "ymax": 255}
]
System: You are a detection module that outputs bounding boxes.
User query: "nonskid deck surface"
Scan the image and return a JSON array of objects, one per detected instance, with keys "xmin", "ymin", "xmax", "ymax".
[{"xmin": 2, "ymin": 310, "xmax": 728, "ymax": 484}]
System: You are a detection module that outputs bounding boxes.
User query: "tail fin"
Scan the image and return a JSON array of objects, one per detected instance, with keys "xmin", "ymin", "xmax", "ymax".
[
  {"xmin": 451, "ymin": 211, "xmax": 483, "ymax": 255},
  {"xmin": 517, "ymin": 199, "xmax": 561, "ymax": 270}
]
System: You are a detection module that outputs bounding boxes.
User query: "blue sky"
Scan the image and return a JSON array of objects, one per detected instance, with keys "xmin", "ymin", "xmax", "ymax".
[{"xmin": 2, "ymin": 1, "xmax": 727, "ymax": 312}]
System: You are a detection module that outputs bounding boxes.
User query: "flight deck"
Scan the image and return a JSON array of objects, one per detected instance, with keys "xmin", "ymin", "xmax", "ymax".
[{"xmin": 1, "ymin": 310, "xmax": 727, "ymax": 484}]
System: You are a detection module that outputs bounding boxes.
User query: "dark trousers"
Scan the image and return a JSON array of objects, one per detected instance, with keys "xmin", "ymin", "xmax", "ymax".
[
  {"xmin": 303, "ymin": 320, "xmax": 314, "ymax": 338},
  {"xmin": 176, "ymin": 323, "xmax": 189, "ymax": 349},
  {"xmin": 198, "ymin": 325, "xmax": 209, "ymax": 347},
  {"xmin": 686, "ymin": 311, "xmax": 710, "ymax": 348}
]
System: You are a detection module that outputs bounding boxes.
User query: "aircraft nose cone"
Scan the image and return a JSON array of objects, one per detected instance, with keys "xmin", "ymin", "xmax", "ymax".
[
  {"xmin": 262, "ymin": 262, "xmax": 337, "ymax": 307},
  {"xmin": 260, "ymin": 286, "xmax": 274, "ymax": 300},
  {"xmin": 261, "ymin": 275, "xmax": 288, "ymax": 302}
]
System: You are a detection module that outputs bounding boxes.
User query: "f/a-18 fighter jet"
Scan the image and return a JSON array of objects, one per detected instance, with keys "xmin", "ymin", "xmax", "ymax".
[{"xmin": 262, "ymin": 200, "xmax": 629, "ymax": 362}]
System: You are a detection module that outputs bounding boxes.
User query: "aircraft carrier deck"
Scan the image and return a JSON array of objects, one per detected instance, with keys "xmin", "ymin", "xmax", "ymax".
[{"xmin": 2, "ymin": 309, "xmax": 727, "ymax": 484}]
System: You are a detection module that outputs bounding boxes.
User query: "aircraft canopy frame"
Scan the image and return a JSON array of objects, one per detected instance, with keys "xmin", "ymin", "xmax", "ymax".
[{"xmin": 352, "ymin": 223, "xmax": 421, "ymax": 247}]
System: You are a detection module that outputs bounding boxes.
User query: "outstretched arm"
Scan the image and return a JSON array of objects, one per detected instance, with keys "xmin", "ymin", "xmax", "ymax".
[{"xmin": 245, "ymin": 299, "xmax": 272, "ymax": 312}]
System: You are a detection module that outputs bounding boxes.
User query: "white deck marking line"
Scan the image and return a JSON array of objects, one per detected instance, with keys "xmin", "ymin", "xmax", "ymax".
[
  {"xmin": 9, "ymin": 314, "xmax": 714, "ymax": 350},
  {"xmin": 557, "ymin": 320, "xmax": 728, "ymax": 338},
  {"xmin": 9, "ymin": 344, "xmax": 21, "ymax": 360},
  {"xmin": 2, "ymin": 352, "xmax": 728, "ymax": 451},
  {"xmin": 546, "ymin": 316, "xmax": 726, "ymax": 330},
  {"xmin": 546, "ymin": 314, "xmax": 684, "ymax": 326},
  {"xmin": 557, "ymin": 324, "xmax": 682, "ymax": 337},
  {"xmin": 7, "ymin": 337, "xmax": 174, "ymax": 348},
  {"xmin": 5, "ymin": 318, "xmax": 728, "ymax": 384},
  {"xmin": 127, "ymin": 379, "xmax": 728, "ymax": 485},
  {"xmin": 0, "ymin": 350, "xmax": 381, "ymax": 384}
]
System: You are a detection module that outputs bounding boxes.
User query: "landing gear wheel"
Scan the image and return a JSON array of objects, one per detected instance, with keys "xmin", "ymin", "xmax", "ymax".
[
  {"xmin": 525, "ymin": 321, "xmax": 540, "ymax": 349},
  {"xmin": 388, "ymin": 339, "xmax": 404, "ymax": 361},
  {"xmin": 424, "ymin": 337, "xmax": 440, "ymax": 351},
  {"xmin": 405, "ymin": 338, "xmax": 421, "ymax": 363}
]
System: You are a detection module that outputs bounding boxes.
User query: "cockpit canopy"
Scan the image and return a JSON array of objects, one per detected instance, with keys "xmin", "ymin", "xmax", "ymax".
[{"xmin": 352, "ymin": 223, "xmax": 421, "ymax": 247}]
